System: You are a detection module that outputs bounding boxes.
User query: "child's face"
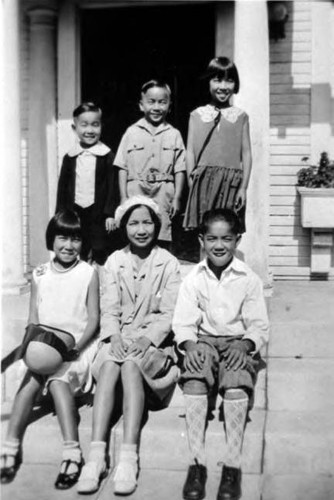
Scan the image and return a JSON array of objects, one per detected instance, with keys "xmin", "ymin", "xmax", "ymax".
[
  {"xmin": 209, "ymin": 76, "xmax": 236, "ymax": 106},
  {"xmin": 199, "ymin": 220, "xmax": 240, "ymax": 269},
  {"xmin": 72, "ymin": 111, "xmax": 102, "ymax": 147},
  {"xmin": 53, "ymin": 234, "xmax": 82, "ymax": 267},
  {"xmin": 139, "ymin": 87, "xmax": 170, "ymax": 126},
  {"xmin": 126, "ymin": 206, "xmax": 155, "ymax": 249}
]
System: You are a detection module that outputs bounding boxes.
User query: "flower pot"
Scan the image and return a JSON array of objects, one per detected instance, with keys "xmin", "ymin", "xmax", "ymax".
[{"xmin": 297, "ymin": 187, "xmax": 334, "ymax": 228}]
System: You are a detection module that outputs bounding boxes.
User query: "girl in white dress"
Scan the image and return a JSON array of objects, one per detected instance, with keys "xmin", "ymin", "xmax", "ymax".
[{"xmin": 0, "ymin": 210, "xmax": 99, "ymax": 490}]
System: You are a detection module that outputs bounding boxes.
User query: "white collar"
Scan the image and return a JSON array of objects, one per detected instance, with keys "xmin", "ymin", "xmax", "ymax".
[
  {"xmin": 68, "ymin": 141, "xmax": 110, "ymax": 157},
  {"xmin": 198, "ymin": 256, "xmax": 247, "ymax": 277}
]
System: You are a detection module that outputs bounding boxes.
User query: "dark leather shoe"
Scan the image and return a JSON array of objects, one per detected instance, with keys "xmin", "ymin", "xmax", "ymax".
[
  {"xmin": 183, "ymin": 462, "xmax": 207, "ymax": 500},
  {"xmin": 0, "ymin": 451, "xmax": 22, "ymax": 484},
  {"xmin": 55, "ymin": 458, "xmax": 84, "ymax": 490},
  {"xmin": 217, "ymin": 465, "xmax": 241, "ymax": 500}
]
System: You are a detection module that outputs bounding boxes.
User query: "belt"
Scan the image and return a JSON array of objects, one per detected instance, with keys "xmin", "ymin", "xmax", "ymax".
[{"xmin": 129, "ymin": 173, "xmax": 174, "ymax": 183}]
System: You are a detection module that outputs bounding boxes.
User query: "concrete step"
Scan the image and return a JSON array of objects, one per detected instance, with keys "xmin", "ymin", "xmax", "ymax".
[
  {"xmin": 114, "ymin": 407, "xmax": 266, "ymax": 474},
  {"xmin": 269, "ymin": 282, "xmax": 334, "ymax": 324},
  {"xmin": 100, "ymin": 469, "xmax": 262, "ymax": 500},
  {"xmin": 0, "ymin": 463, "xmax": 101, "ymax": 500},
  {"xmin": 264, "ymin": 411, "xmax": 334, "ymax": 475},
  {"xmin": 267, "ymin": 358, "xmax": 334, "ymax": 412},
  {"xmin": 1, "ymin": 403, "xmax": 95, "ymax": 464},
  {"xmin": 262, "ymin": 474, "xmax": 334, "ymax": 500},
  {"xmin": 268, "ymin": 322, "xmax": 334, "ymax": 358}
]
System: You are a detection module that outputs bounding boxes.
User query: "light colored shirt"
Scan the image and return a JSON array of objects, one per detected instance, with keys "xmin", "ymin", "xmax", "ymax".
[
  {"xmin": 172, "ymin": 257, "xmax": 269, "ymax": 353},
  {"xmin": 68, "ymin": 141, "xmax": 110, "ymax": 208},
  {"xmin": 114, "ymin": 118, "xmax": 186, "ymax": 181}
]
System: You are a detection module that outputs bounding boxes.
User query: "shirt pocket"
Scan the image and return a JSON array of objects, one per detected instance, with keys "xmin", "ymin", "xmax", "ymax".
[
  {"xmin": 127, "ymin": 143, "xmax": 145, "ymax": 156},
  {"xmin": 162, "ymin": 144, "xmax": 177, "ymax": 169}
]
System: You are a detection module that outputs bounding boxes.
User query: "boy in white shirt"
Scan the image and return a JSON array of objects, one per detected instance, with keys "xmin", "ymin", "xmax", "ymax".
[{"xmin": 173, "ymin": 208, "xmax": 269, "ymax": 500}]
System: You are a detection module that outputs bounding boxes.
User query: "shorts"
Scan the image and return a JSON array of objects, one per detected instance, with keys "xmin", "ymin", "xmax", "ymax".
[{"xmin": 179, "ymin": 335, "xmax": 260, "ymax": 398}]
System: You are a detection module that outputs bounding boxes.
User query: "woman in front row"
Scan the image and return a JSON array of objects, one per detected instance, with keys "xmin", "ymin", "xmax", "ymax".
[{"xmin": 78, "ymin": 196, "xmax": 180, "ymax": 496}]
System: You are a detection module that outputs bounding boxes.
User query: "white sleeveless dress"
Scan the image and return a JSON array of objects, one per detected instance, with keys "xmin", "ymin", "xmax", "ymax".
[{"xmin": 33, "ymin": 260, "xmax": 97, "ymax": 395}]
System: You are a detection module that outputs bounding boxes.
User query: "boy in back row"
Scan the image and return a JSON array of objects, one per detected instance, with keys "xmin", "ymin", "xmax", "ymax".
[
  {"xmin": 56, "ymin": 102, "xmax": 119, "ymax": 265},
  {"xmin": 114, "ymin": 79, "xmax": 186, "ymax": 248}
]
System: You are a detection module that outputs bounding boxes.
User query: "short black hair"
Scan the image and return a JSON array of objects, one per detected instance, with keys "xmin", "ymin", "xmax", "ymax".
[
  {"xmin": 73, "ymin": 102, "xmax": 102, "ymax": 119},
  {"xmin": 46, "ymin": 210, "xmax": 83, "ymax": 251},
  {"xmin": 141, "ymin": 79, "xmax": 171, "ymax": 98},
  {"xmin": 202, "ymin": 57, "xmax": 240, "ymax": 94},
  {"xmin": 119, "ymin": 204, "xmax": 161, "ymax": 245},
  {"xmin": 199, "ymin": 208, "xmax": 241, "ymax": 236}
]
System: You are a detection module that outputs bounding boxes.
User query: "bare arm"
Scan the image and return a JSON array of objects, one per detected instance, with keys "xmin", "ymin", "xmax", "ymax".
[
  {"xmin": 171, "ymin": 171, "xmax": 186, "ymax": 217},
  {"xmin": 118, "ymin": 169, "xmax": 128, "ymax": 203},
  {"xmin": 76, "ymin": 269, "xmax": 100, "ymax": 352},
  {"xmin": 236, "ymin": 116, "xmax": 252, "ymax": 209},
  {"xmin": 186, "ymin": 116, "xmax": 196, "ymax": 187},
  {"xmin": 27, "ymin": 276, "xmax": 39, "ymax": 325}
]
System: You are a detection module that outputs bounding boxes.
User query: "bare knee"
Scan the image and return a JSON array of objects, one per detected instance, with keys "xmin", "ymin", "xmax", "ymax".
[
  {"xmin": 98, "ymin": 360, "xmax": 120, "ymax": 380},
  {"xmin": 121, "ymin": 360, "xmax": 141, "ymax": 378}
]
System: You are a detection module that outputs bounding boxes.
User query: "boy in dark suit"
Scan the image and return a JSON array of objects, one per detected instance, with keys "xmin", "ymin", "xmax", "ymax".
[{"xmin": 56, "ymin": 102, "xmax": 119, "ymax": 265}]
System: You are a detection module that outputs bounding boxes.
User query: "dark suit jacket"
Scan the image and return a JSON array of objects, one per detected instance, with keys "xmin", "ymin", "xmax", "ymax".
[{"xmin": 56, "ymin": 150, "xmax": 119, "ymax": 220}]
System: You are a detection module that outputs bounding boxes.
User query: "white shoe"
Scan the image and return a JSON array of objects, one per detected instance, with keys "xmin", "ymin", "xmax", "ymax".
[
  {"xmin": 113, "ymin": 460, "xmax": 138, "ymax": 495},
  {"xmin": 77, "ymin": 460, "xmax": 107, "ymax": 494}
]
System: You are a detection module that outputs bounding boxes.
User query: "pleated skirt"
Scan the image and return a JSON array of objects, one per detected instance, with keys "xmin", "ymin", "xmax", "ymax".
[{"xmin": 183, "ymin": 165, "xmax": 245, "ymax": 232}]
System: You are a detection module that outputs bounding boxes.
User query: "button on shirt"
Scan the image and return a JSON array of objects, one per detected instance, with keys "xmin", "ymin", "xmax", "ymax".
[
  {"xmin": 172, "ymin": 257, "xmax": 269, "ymax": 353},
  {"xmin": 68, "ymin": 141, "xmax": 111, "ymax": 209}
]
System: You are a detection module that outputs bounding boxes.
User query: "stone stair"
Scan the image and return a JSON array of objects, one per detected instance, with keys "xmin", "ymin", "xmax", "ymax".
[
  {"xmin": 2, "ymin": 280, "xmax": 334, "ymax": 500},
  {"xmin": 262, "ymin": 281, "xmax": 334, "ymax": 500}
]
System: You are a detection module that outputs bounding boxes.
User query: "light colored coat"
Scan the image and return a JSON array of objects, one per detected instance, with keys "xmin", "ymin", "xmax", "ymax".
[{"xmin": 100, "ymin": 245, "xmax": 181, "ymax": 346}]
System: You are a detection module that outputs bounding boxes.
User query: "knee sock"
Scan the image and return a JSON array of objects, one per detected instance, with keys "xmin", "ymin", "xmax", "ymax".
[
  {"xmin": 184, "ymin": 394, "xmax": 208, "ymax": 466},
  {"xmin": 87, "ymin": 441, "xmax": 107, "ymax": 470},
  {"xmin": 61, "ymin": 441, "xmax": 82, "ymax": 474},
  {"xmin": 223, "ymin": 389, "xmax": 249, "ymax": 468}
]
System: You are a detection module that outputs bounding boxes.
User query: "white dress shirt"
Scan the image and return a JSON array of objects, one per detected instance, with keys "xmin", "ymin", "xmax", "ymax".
[
  {"xmin": 68, "ymin": 141, "xmax": 110, "ymax": 209},
  {"xmin": 172, "ymin": 257, "xmax": 269, "ymax": 353}
]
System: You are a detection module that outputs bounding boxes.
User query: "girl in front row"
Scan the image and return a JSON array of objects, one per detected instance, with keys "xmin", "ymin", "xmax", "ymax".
[
  {"xmin": 183, "ymin": 56, "xmax": 252, "ymax": 233},
  {"xmin": 0, "ymin": 211, "xmax": 99, "ymax": 489},
  {"xmin": 77, "ymin": 196, "xmax": 180, "ymax": 496}
]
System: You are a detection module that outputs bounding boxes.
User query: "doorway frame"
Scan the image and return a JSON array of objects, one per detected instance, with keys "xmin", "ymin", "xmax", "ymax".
[{"xmin": 56, "ymin": 0, "xmax": 228, "ymax": 166}]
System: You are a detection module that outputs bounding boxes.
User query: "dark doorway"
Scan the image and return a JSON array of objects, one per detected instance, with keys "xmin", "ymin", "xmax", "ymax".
[{"xmin": 81, "ymin": 4, "xmax": 215, "ymax": 151}]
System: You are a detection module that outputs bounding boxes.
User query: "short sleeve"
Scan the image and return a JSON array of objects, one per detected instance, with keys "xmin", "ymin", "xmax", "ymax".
[
  {"xmin": 113, "ymin": 131, "xmax": 129, "ymax": 171},
  {"xmin": 173, "ymin": 130, "xmax": 186, "ymax": 173}
]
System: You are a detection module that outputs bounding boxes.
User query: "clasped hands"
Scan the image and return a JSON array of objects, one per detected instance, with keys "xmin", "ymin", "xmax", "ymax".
[
  {"xmin": 109, "ymin": 334, "xmax": 151, "ymax": 360},
  {"xmin": 183, "ymin": 339, "xmax": 252, "ymax": 373}
]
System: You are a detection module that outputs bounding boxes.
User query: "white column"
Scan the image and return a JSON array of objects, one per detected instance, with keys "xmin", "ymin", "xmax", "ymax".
[
  {"xmin": 1, "ymin": 0, "xmax": 28, "ymax": 293},
  {"xmin": 58, "ymin": 0, "xmax": 81, "ymax": 166},
  {"xmin": 233, "ymin": 0, "xmax": 271, "ymax": 287},
  {"xmin": 311, "ymin": 0, "xmax": 334, "ymax": 162},
  {"xmin": 27, "ymin": 5, "xmax": 58, "ymax": 267}
]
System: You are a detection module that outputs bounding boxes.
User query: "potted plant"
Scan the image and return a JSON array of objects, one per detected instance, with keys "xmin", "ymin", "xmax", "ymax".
[{"xmin": 297, "ymin": 152, "xmax": 334, "ymax": 228}]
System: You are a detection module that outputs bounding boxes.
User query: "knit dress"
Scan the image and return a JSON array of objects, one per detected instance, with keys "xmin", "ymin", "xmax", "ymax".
[{"xmin": 183, "ymin": 104, "xmax": 248, "ymax": 232}]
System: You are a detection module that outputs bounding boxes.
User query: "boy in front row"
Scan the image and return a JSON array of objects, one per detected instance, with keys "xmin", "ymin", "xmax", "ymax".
[{"xmin": 173, "ymin": 209, "xmax": 269, "ymax": 500}]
